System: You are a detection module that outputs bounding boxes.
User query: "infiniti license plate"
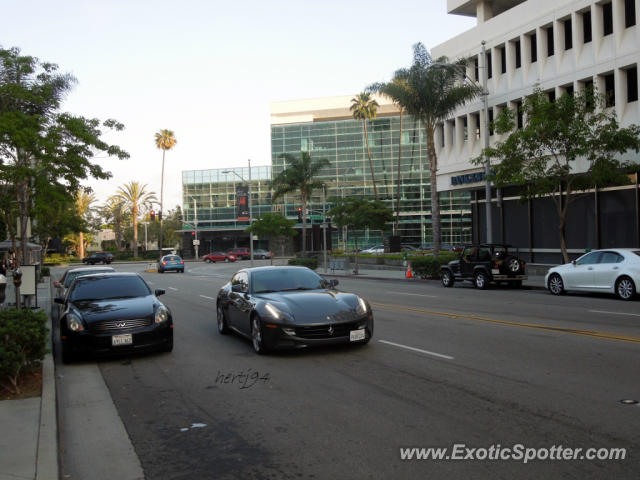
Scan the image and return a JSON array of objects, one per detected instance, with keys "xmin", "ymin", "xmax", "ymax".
[
  {"xmin": 112, "ymin": 334, "xmax": 133, "ymax": 346},
  {"xmin": 350, "ymin": 329, "xmax": 366, "ymax": 342}
]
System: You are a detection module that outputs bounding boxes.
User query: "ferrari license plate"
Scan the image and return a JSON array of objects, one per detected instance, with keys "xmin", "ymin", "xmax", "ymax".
[
  {"xmin": 112, "ymin": 334, "xmax": 133, "ymax": 346},
  {"xmin": 350, "ymin": 329, "xmax": 366, "ymax": 342}
]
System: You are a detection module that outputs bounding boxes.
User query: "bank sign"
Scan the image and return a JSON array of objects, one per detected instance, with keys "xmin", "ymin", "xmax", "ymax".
[{"xmin": 451, "ymin": 171, "xmax": 485, "ymax": 186}]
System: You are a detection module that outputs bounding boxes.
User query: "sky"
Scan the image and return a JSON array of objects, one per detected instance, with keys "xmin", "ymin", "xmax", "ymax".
[{"xmin": 4, "ymin": 0, "xmax": 476, "ymax": 213}]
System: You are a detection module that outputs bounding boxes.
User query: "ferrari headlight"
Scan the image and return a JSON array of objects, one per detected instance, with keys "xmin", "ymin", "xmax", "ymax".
[
  {"xmin": 67, "ymin": 313, "xmax": 84, "ymax": 332},
  {"xmin": 356, "ymin": 297, "xmax": 368, "ymax": 315},
  {"xmin": 155, "ymin": 305, "xmax": 169, "ymax": 324},
  {"xmin": 265, "ymin": 303, "xmax": 282, "ymax": 319}
]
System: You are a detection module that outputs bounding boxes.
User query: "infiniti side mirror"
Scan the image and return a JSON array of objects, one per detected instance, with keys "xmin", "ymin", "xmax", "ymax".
[
  {"xmin": 155, "ymin": 289, "xmax": 165, "ymax": 297},
  {"xmin": 571, "ymin": 260, "xmax": 576, "ymax": 266},
  {"xmin": 329, "ymin": 279, "xmax": 339, "ymax": 288},
  {"xmin": 232, "ymin": 284, "xmax": 243, "ymax": 293}
]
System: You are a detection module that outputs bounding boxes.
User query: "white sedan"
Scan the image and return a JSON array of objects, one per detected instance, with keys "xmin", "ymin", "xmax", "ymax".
[{"xmin": 545, "ymin": 249, "xmax": 640, "ymax": 300}]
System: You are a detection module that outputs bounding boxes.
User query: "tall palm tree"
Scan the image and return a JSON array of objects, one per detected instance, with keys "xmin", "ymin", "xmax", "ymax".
[
  {"xmin": 395, "ymin": 43, "xmax": 481, "ymax": 253},
  {"xmin": 368, "ymin": 75, "xmax": 413, "ymax": 235},
  {"xmin": 110, "ymin": 181, "xmax": 157, "ymax": 258},
  {"xmin": 74, "ymin": 189, "xmax": 96, "ymax": 259},
  {"xmin": 154, "ymin": 129, "xmax": 177, "ymax": 248},
  {"xmin": 271, "ymin": 151, "xmax": 329, "ymax": 255},
  {"xmin": 350, "ymin": 92, "xmax": 380, "ymax": 200},
  {"xmin": 102, "ymin": 197, "xmax": 127, "ymax": 250}
]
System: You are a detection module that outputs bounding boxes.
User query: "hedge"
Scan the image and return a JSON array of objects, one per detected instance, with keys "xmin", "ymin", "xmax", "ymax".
[
  {"xmin": 409, "ymin": 253, "xmax": 459, "ymax": 279},
  {"xmin": 288, "ymin": 257, "xmax": 318, "ymax": 270},
  {"xmin": 0, "ymin": 308, "xmax": 48, "ymax": 395}
]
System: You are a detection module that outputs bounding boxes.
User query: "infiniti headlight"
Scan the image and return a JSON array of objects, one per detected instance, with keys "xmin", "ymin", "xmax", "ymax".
[
  {"xmin": 155, "ymin": 305, "xmax": 169, "ymax": 324},
  {"xmin": 67, "ymin": 313, "xmax": 84, "ymax": 332},
  {"xmin": 356, "ymin": 297, "xmax": 368, "ymax": 315}
]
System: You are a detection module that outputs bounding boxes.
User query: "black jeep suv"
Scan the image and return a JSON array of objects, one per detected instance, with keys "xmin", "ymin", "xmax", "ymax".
[
  {"xmin": 440, "ymin": 244, "xmax": 526, "ymax": 289},
  {"xmin": 82, "ymin": 252, "xmax": 114, "ymax": 265}
]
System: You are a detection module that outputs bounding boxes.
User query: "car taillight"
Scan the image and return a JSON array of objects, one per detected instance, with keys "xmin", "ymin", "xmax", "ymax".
[
  {"xmin": 180, "ymin": 261, "xmax": 184, "ymax": 264},
  {"xmin": 162, "ymin": 261, "xmax": 167, "ymax": 265}
]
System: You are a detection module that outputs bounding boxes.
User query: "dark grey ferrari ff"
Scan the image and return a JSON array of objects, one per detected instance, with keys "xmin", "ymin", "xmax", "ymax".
[{"xmin": 216, "ymin": 266, "xmax": 373, "ymax": 354}]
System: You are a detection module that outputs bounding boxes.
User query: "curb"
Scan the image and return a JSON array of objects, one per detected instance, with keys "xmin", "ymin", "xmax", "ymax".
[{"xmin": 36, "ymin": 307, "xmax": 58, "ymax": 480}]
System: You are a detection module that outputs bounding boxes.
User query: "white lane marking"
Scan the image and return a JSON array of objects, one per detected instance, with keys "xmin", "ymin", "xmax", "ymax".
[
  {"xmin": 168, "ymin": 287, "xmax": 178, "ymax": 291},
  {"xmin": 200, "ymin": 295, "xmax": 215, "ymax": 300},
  {"xmin": 379, "ymin": 340, "xmax": 454, "ymax": 360},
  {"xmin": 147, "ymin": 282, "xmax": 155, "ymax": 285},
  {"xmin": 589, "ymin": 310, "xmax": 640, "ymax": 317},
  {"xmin": 389, "ymin": 292, "xmax": 438, "ymax": 298}
]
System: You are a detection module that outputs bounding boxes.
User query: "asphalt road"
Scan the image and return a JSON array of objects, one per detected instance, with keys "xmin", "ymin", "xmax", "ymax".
[{"xmin": 54, "ymin": 261, "xmax": 640, "ymax": 479}]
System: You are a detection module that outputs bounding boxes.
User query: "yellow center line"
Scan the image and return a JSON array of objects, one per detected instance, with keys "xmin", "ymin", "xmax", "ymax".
[{"xmin": 370, "ymin": 302, "xmax": 640, "ymax": 344}]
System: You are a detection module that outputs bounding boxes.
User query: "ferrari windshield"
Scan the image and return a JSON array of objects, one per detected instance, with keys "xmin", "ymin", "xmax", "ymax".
[{"xmin": 251, "ymin": 268, "xmax": 325, "ymax": 293}]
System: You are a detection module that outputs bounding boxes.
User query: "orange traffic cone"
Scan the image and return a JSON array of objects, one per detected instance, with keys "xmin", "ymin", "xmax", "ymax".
[{"xmin": 406, "ymin": 262, "xmax": 414, "ymax": 279}]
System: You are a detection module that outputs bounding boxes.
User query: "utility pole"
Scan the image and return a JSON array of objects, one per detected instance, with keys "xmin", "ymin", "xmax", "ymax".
[
  {"xmin": 322, "ymin": 184, "xmax": 327, "ymax": 273},
  {"xmin": 193, "ymin": 198, "xmax": 199, "ymax": 260},
  {"xmin": 248, "ymin": 158, "xmax": 254, "ymax": 268},
  {"xmin": 140, "ymin": 222, "xmax": 149, "ymax": 250},
  {"xmin": 482, "ymin": 40, "xmax": 493, "ymax": 242}
]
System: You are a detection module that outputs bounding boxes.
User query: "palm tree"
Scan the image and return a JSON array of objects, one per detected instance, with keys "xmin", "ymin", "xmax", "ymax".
[
  {"xmin": 350, "ymin": 92, "xmax": 380, "ymax": 200},
  {"xmin": 154, "ymin": 129, "xmax": 177, "ymax": 248},
  {"xmin": 271, "ymin": 151, "xmax": 329, "ymax": 255},
  {"xmin": 395, "ymin": 43, "xmax": 481, "ymax": 253},
  {"xmin": 102, "ymin": 197, "xmax": 127, "ymax": 250},
  {"xmin": 110, "ymin": 182, "xmax": 157, "ymax": 258},
  {"xmin": 74, "ymin": 189, "xmax": 96, "ymax": 259},
  {"xmin": 368, "ymin": 75, "xmax": 413, "ymax": 235}
]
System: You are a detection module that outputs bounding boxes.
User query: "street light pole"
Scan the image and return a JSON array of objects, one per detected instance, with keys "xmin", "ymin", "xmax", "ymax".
[
  {"xmin": 481, "ymin": 40, "xmax": 493, "ymax": 243},
  {"xmin": 193, "ymin": 198, "xmax": 199, "ymax": 260},
  {"xmin": 322, "ymin": 184, "xmax": 327, "ymax": 274},
  {"xmin": 248, "ymin": 159, "xmax": 254, "ymax": 268}
]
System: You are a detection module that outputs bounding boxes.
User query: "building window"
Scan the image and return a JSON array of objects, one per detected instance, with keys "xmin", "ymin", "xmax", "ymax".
[
  {"xmin": 546, "ymin": 26, "xmax": 554, "ymax": 57},
  {"xmin": 474, "ymin": 57, "xmax": 479, "ymax": 81},
  {"xmin": 487, "ymin": 52, "xmax": 492, "ymax": 78},
  {"xmin": 516, "ymin": 101, "xmax": 523, "ymax": 129},
  {"xmin": 463, "ymin": 117, "xmax": 468, "ymax": 141},
  {"xmin": 582, "ymin": 79, "xmax": 595, "ymax": 110},
  {"xmin": 564, "ymin": 19, "xmax": 572, "ymax": 50},
  {"xmin": 603, "ymin": 73, "xmax": 615, "ymax": 107},
  {"xmin": 626, "ymin": 66, "xmax": 638, "ymax": 102},
  {"xmin": 547, "ymin": 90, "xmax": 556, "ymax": 102},
  {"xmin": 440, "ymin": 123, "xmax": 445, "ymax": 147},
  {"xmin": 603, "ymin": 2, "xmax": 613, "ymax": 36},
  {"xmin": 583, "ymin": 11, "xmax": 592, "ymax": 43},
  {"xmin": 530, "ymin": 33, "xmax": 537, "ymax": 63},
  {"xmin": 515, "ymin": 40, "xmax": 521, "ymax": 68},
  {"xmin": 473, "ymin": 113, "xmax": 481, "ymax": 140},
  {"xmin": 625, "ymin": 0, "xmax": 636, "ymax": 27},
  {"xmin": 500, "ymin": 46, "xmax": 506, "ymax": 74},
  {"xmin": 488, "ymin": 108, "xmax": 494, "ymax": 136},
  {"xmin": 564, "ymin": 84, "xmax": 574, "ymax": 96}
]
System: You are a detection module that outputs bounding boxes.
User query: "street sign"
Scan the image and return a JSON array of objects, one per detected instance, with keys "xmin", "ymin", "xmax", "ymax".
[{"xmin": 193, "ymin": 240, "xmax": 200, "ymax": 246}]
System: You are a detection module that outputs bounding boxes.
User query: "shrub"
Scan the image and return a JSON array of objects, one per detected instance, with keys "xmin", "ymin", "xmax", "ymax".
[
  {"xmin": 288, "ymin": 257, "xmax": 318, "ymax": 270},
  {"xmin": 0, "ymin": 309, "xmax": 48, "ymax": 395},
  {"xmin": 40, "ymin": 266, "xmax": 50, "ymax": 277},
  {"xmin": 410, "ymin": 253, "xmax": 458, "ymax": 279}
]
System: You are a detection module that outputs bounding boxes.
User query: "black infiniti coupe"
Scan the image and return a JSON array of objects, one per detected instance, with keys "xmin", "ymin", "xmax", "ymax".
[
  {"xmin": 55, "ymin": 272, "xmax": 173, "ymax": 362},
  {"xmin": 216, "ymin": 266, "xmax": 373, "ymax": 354}
]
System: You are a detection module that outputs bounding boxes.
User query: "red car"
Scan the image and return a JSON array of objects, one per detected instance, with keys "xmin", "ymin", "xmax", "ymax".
[
  {"xmin": 203, "ymin": 252, "xmax": 237, "ymax": 263},
  {"xmin": 227, "ymin": 247, "xmax": 250, "ymax": 260}
]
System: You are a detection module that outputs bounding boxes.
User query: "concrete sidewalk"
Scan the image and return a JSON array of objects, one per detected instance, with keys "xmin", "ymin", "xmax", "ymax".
[
  {"xmin": 319, "ymin": 265, "xmax": 548, "ymax": 289},
  {"xmin": 0, "ymin": 282, "xmax": 58, "ymax": 480}
]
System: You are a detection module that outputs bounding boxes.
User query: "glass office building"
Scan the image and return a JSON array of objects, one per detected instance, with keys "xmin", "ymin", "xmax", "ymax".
[{"xmin": 181, "ymin": 94, "xmax": 472, "ymax": 254}]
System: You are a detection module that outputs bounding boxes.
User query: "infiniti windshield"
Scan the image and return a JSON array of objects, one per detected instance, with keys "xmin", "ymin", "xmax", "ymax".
[
  {"xmin": 70, "ymin": 275, "xmax": 151, "ymax": 301},
  {"xmin": 251, "ymin": 268, "xmax": 325, "ymax": 293}
]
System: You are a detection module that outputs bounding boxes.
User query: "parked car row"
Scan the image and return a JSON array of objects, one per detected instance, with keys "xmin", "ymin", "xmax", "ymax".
[
  {"xmin": 439, "ymin": 244, "xmax": 639, "ymax": 301},
  {"xmin": 202, "ymin": 248, "xmax": 273, "ymax": 263}
]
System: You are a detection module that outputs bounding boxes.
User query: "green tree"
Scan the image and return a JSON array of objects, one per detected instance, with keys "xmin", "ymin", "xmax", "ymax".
[
  {"xmin": 328, "ymin": 197, "xmax": 393, "ymax": 274},
  {"xmin": 394, "ymin": 43, "xmax": 480, "ymax": 252},
  {"xmin": 110, "ymin": 182, "xmax": 157, "ymax": 258},
  {"xmin": 476, "ymin": 88, "xmax": 640, "ymax": 263},
  {"xmin": 71, "ymin": 189, "xmax": 96, "ymax": 259},
  {"xmin": 154, "ymin": 129, "xmax": 177, "ymax": 249},
  {"xmin": 159, "ymin": 206, "xmax": 183, "ymax": 250},
  {"xmin": 246, "ymin": 212, "xmax": 297, "ymax": 264},
  {"xmin": 100, "ymin": 197, "xmax": 128, "ymax": 250},
  {"xmin": 368, "ymin": 76, "xmax": 414, "ymax": 234},
  {"xmin": 350, "ymin": 92, "xmax": 380, "ymax": 200},
  {"xmin": 0, "ymin": 46, "xmax": 128, "ymax": 271},
  {"xmin": 271, "ymin": 151, "xmax": 329, "ymax": 255}
]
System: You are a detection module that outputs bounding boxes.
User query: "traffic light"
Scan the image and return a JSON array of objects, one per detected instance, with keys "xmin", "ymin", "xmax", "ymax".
[
  {"xmin": 297, "ymin": 207, "xmax": 303, "ymax": 222},
  {"xmin": 150, "ymin": 210, "xmax": 155, "ymax": 221},
  {"xmin": 158, "ymin": 212, "xmax": 163, "ymax": 221},
  {"xmin": 191, "ymin": 231, "xmax": 195, "ymax": 237}
]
